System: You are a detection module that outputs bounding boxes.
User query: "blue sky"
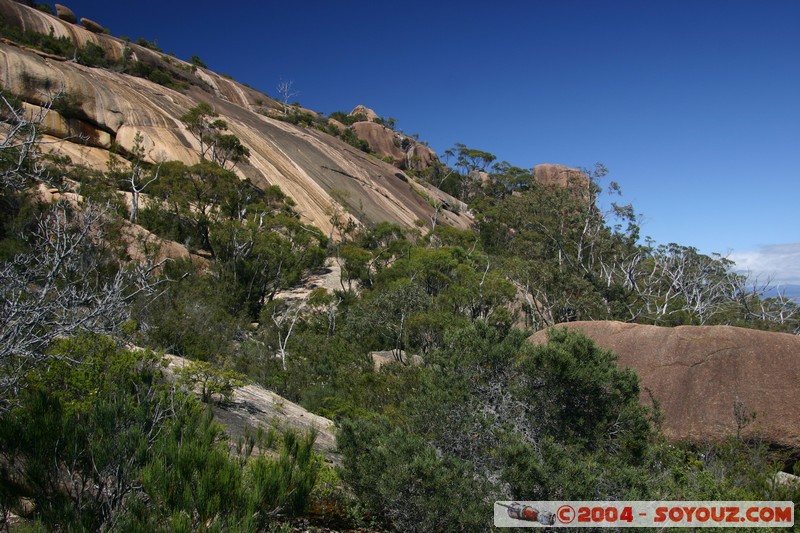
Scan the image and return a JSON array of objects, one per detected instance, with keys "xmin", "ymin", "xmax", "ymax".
[{"xmin": 60, "ymin": 1, "xmax": 800, "ymax": 285}]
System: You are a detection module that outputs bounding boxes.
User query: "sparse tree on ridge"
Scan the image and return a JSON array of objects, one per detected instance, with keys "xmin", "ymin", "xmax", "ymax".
[{"xmin": 277, "ymin": 78, "xmax": 298, "ymax": 116}]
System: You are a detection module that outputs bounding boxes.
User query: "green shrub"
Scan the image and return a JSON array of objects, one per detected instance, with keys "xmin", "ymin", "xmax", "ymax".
[
  {"xmin": 134, "ymin": 272, "xmax": 245, "ymax": 361},
  {"xmin": 340, "ymin": 128, "xmax": 370, "ymax": 153},
  {"xmin": 147, "ymin": 68, "xmax": 173, "ymax": 86},
  {"xmin": 0, "ymin": 336, "xmax": 172, "ymax": 530},
  {"xmin": 178, "ymin": 360, "xmax": 246, "ymax": 404},
  {"xmin": 243, "ymin": 429, "xmax": 321, "ymax": 518},
  {"xmin": 337, "ymin": 418, "xmax": 490, "ymax": 532},
  {"xmin": 273, "ymin": 110, "xmax": 315, "ymax": 127},
  {"xmin": 189, "ymin": 54, "xmax": 207, "ymax": 68},
  {"xmin": 0, "ymin": 334, "xmax": 324, "ymax": 530},
  {"xmin": 135, "ymin": 37, "xmax": 163, "ymax": 52},
  {"xmin": 77, "ymin": 42, "xmax": 109, "ymax": 67},
  {"xmin": 328, "ymin": 111, "xmax": 365, "ymax": 126}
]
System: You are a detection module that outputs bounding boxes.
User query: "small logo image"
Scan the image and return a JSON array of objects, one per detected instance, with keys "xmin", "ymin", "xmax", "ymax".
[
  {"xmin": 557, "ymin": 504, "xmax": 575, "ymax": 524},
  {"xmin": 499, "ymin": 502, "xmax": 556, "ymax": 525}
]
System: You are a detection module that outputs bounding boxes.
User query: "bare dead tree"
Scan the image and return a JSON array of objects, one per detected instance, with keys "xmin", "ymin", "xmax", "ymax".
[
  {"xmin": 271, "ymin": 300, "xmax": 305, "ymax": 370},
  {"xmin": 759, "ymin": 291, "xmax": 799, "ymax": 328},
  {"xmin": 127, "ymin": 131, "xmax": 160, "ymax": 223},
  {"xmin": 1, "ymin": 90, "xmax": 57, "ymax": 190},
  {"xmin": 0, "ymin": 200, "xmax": 172, "ymax": 410},
  {"xmin": 739, "ymin": 275, "xmax": 800, "ymax": 332},
  {"xmin": 0, "ymin": 91, "xmax": 169, "ymax": 411},
  {"xmin": 276, "ymin": 79, "xmax": 298, "ymax": 116}
]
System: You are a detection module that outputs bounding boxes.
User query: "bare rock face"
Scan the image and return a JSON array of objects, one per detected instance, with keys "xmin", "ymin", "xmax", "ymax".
[
  {"xmin": 345, "ymin": 106, "xmax": 438, "ymax": 171},
  {"xmin": 54, "ymin": 3, "xmax": 76, "ymax": 23},
  {"xmin": 79, "ymin": 17, "xmax": 105, "ymax": 34},
  {"xmin": 529, "ymin": 321, "xmax": 800, "ymax": 451},
  {"xmin": 406, "ymin": 141, "xmax": 438, "ymax": 173},
  {"xmin": 22, "ymin": 102, "xmax": 112, "ymax": 148},
  {"xmin": 533, "ymin": 163, "xmax": 589, "ymax": 188},
  {"xmin": 273, "ymin": 258, "xmax": 343, "ymax": 304},
  {"xmin": 350, "ymin": 121, "xmax": 439, "ymax": 172},
  {"xmin": 351, "ymin": 121, "xmax": 405, "ymax": 164},
  {"xmin": 349, "ymin": 104, "xmax": 380, "ymax": 123},
  {"xmin": 0, "ymin": 0, "xmax": 473, "ymax": 237}
]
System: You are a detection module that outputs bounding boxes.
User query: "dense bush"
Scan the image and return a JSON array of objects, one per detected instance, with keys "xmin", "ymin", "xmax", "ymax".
[
  {"xmin": 0, "ymin": 335, "xmax": 322, "ymax": 530},
  {"xmin": 132, "ymin": 262, "xmax": 246, "ymax": 361},
  {"xmin": 339, "ymin": 128, "xmax": 371, "ymax": 153},
  {"xmin": 120, "ymin": 59, "xmax": 189, "ymax": 91},
  {"xmin": 135, "ymin": 37, "xmax": 163, "ymax": 52},
  {"xmin": 336, "ymin": 324, "xmax": 800, "ymax": 531},
  {"xmin": 273, "ymin": 109, "xmax": 316, "ymax": 127},
  {"xmin": 189, "ymin": 54, "xmax": 207, "ymax": 68}
]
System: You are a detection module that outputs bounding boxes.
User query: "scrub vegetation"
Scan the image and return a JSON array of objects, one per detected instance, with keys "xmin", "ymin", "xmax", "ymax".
[{"xmin": 1, "ymin": 25, "xmax": 798, "ymax": 532}]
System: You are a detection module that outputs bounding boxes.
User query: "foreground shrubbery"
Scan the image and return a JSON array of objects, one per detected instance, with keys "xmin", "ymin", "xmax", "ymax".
[
  {"xmin": 336, "ymin": 324, "xmax": 800, "ymax": 531},
  {"xmin": 1, "ymin": 328, "xmax": 794, "ymax": 531},
  {"xmin": 0, "ymin": 335, "xmax": 321, "ymax": 531}
]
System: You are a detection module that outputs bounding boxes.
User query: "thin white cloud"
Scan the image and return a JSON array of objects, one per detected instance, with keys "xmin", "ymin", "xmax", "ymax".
[{"xmin": 729, "ymin": 243, "xmax": 800, "ymax": 286}]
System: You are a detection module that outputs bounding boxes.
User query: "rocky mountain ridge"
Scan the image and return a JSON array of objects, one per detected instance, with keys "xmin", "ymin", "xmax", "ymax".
[{"xmin": 0, "ymin": 0, "xmax": 470, "ymax": 237}]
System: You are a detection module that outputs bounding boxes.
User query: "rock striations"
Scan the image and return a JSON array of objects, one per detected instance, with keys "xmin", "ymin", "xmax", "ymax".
[{"xmin": 0, "ymin": 0, "xmax": 470, "ymax": 237}]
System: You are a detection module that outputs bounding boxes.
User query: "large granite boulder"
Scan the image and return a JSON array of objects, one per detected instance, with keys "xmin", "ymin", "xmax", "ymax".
[
  {"xmin": 532, "ymin": 163, "xmax": 589, "ymax": 188},
  {"xmin": 529, "ymin": 321, "xmax": 800, "ymax": 450},
  {"xmin": 405, "ymin": 141, "xmax": 438, "ymax": 173},
  {"xmin": 351, "ymin": 121, "xmax": 405, "ymax": 164},
  {"xmin": 54, "ymin": 3, "xmax": 76, "ymax": 23},
  {"xmin": 370, "ymin": 350, "xmax": 424, "ymax": 371},
  {"xmin": 350, "ymin": 120, "xmax": 438, "ymax": 172},
  {"xmin": 349, "ymin": 104, "xmax": 380, "ymax": 123},
  {"xmin": 79, "ymin": 17, "xmax": 105, "ymax": 34}
]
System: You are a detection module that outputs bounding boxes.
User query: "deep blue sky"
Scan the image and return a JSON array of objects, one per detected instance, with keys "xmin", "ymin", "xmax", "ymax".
[{"xmin": 60, "ymin": 1, "xmax": 800, "ymax": 284}]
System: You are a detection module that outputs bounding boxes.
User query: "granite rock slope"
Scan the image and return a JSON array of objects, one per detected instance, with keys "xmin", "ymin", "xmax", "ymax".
[{"xmin": 0, "ymin": 0, "xmax": 470, "ymax": 236}]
